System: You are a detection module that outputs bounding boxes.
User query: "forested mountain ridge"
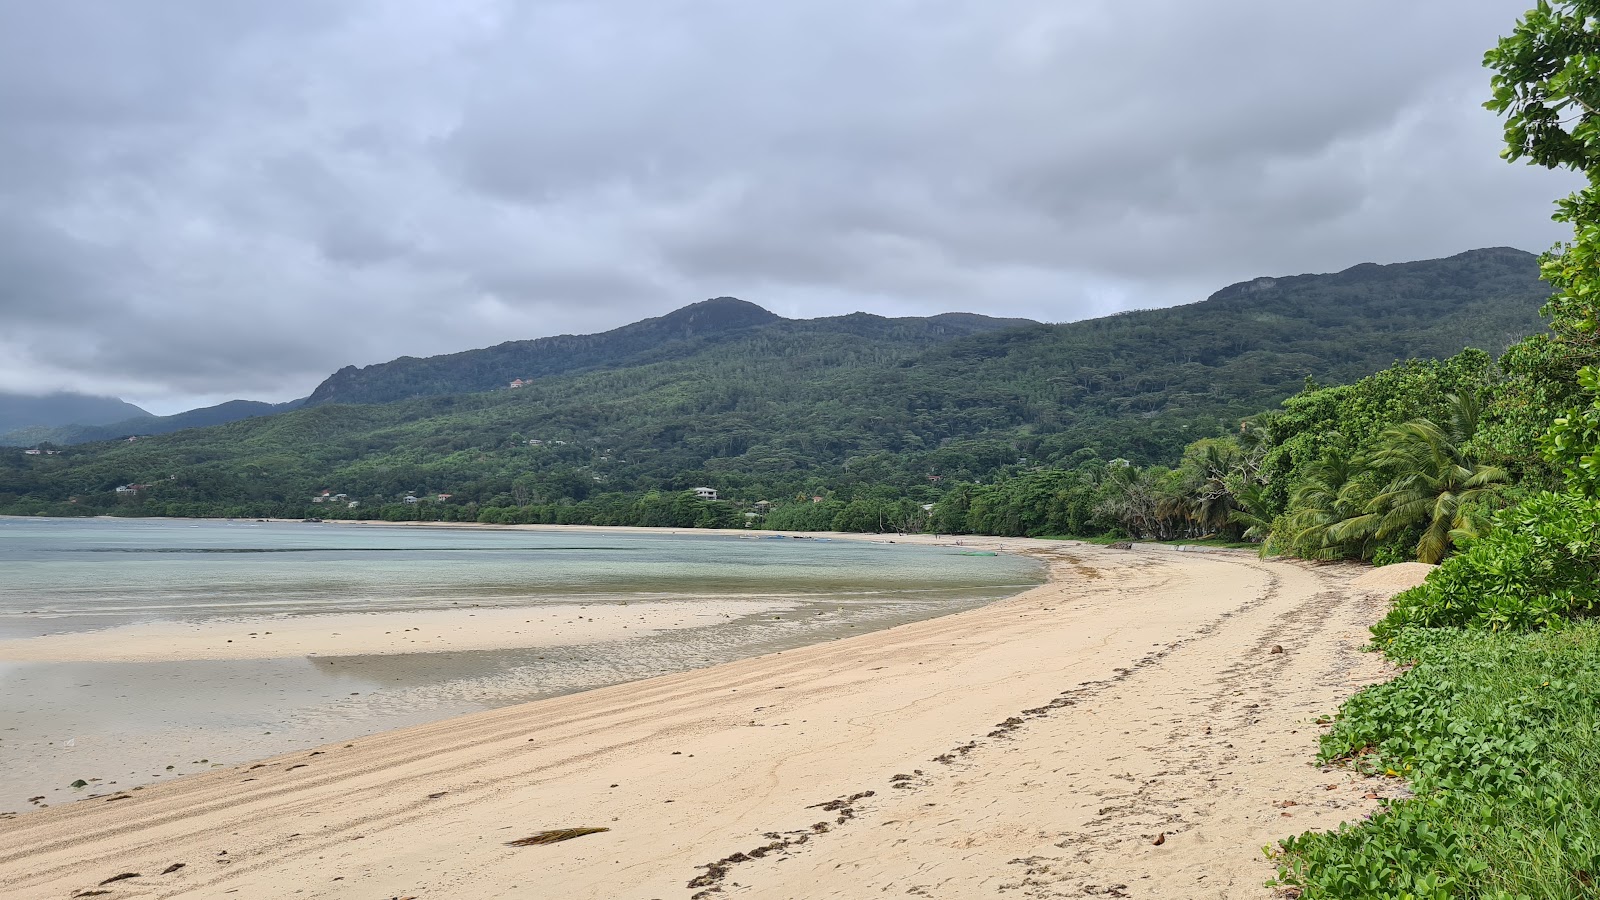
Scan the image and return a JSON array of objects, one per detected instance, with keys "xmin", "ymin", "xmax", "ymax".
[
  {"xmin": 844, "ymin": 247, "xmax": 1548, "ymax": 459},
  {"xmin": 303, "ymin": 297, "xmax": 1034, "ymax": 407},
  {"xmin": 0, "ymin": 248, "xmax": 1553, "ymax": 518}
]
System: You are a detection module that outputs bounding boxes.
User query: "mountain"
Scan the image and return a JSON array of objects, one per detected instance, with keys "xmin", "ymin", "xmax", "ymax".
[
  {"xmin": 0, "ymin": 398, "xmax": 306, "ymax": 447},
  {"xmin": 831, "ymin": 246, "xmax": 1549, "ymax": 459},
  {"xmin": 0, "ymin": 392, "xmax": 149, "ymax": 436},
  {"xmin": 304, "ymin": 297, "xmax": 793, "ymax": 406},
  {"xmin": 0, "ymin": 248, "xmax": 1553, "ymax": 518}
]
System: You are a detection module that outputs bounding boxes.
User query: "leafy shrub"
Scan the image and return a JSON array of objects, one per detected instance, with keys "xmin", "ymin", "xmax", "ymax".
[
  {"xmin": 1372, "ymin": 491, "xmax": 1600, "ymax": 640},
  {"xmin": 1543, "ymin": 366, "xmax": 1600, "ymax": 498},
  {"xmin": 1368, "ymin": 541, "xmax": 1420, "ymax": 569}
]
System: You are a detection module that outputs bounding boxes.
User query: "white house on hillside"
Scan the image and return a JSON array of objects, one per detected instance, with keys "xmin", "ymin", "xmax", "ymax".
[{"xmin": 692, "ymin": 487, "xmax": 718, "ymax": 501}]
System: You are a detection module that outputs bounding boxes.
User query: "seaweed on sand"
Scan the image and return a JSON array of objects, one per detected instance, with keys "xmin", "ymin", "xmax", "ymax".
[{"xmin": 505, "ymin": 827, "xmax": 610, "ymax": 847}]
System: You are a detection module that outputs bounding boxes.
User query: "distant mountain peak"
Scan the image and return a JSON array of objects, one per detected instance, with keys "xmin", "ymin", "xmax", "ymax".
[
  {"xmin": 0, "ymin": 391, "xmax": 149, "ymax": 436},
  {"xmin": 1206, "ymin": 247, "xmax": 1544, "ymax": 305},
  {"xmin": 299, "ymin": 297, "xmax": 1033, "ymax": 407},
  {"xmin": 654, "ymin": 297, "xmax": 782, "ymax": 330},
  {"xmin": 0, "ymin": 396, "xmax": 305, "ymax": 446},
  {"xmin": 304, "ymin": 296, "xmax": 783, "ymax": 406}
]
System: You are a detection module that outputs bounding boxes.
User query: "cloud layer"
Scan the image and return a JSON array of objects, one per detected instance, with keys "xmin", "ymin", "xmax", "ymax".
[{"xmin": 0, "ymin": 0, "xmax": 1575, "ymax": 411}]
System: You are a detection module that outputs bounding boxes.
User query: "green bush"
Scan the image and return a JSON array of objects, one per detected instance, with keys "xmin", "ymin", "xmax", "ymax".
[
  {"xmin": 1543, "ymin": 366, "xmax": 1600, "ymax": 499},
  {"xmin": 1372, "ymin": 491, "xmax": 1600, "ymax": 640}
]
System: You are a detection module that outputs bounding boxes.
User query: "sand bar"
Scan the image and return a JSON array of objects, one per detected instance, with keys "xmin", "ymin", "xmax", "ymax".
[
  {"xmin": 0, "ymin": 598, "xmax": 782, "ymax": 663},
  {"xmin": 0, "ymin": 537, "xmax": 1397, "ymax": 899}
]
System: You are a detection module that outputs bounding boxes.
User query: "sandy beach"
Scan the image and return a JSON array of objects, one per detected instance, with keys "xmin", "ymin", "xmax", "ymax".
[{"xmin": 0, "ymin": 536, "xmax": 1404, "ymax": 899}]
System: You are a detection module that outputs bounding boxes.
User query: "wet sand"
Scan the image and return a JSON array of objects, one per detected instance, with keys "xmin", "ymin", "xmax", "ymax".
[
  {"xmin": 0, "ymin": 537, "xmax": 1400, "ymax": 899},
  {"xmin": 0, "ymin": 597, "xmax": 778, "ymax": 662}
]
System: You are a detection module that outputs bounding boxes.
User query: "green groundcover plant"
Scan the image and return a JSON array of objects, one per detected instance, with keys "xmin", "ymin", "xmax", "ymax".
[{"xmin": 1271, "ymin": 625, "xmax": 1600, "ymax": 899}]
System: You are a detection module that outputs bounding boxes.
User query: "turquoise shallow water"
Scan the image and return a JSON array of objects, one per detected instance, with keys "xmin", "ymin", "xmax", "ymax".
[
  {"xmin": 0, "ymin": 518, "xmax": 1039, "ymax": 638},
  {"xmin": 0, "ymin": 517, "xmax": 1043, "ymax": 813}
]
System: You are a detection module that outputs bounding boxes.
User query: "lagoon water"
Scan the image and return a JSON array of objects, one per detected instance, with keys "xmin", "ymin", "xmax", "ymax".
[{"xmin": 0, "ymin": 517, "xmax": 1042, "ymax": 813}]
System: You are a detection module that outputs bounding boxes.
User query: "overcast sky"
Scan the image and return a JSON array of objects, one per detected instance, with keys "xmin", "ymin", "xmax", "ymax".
[{"xmin": 0, "ymin": 1, "xmax": 1578, "ymax": 413}]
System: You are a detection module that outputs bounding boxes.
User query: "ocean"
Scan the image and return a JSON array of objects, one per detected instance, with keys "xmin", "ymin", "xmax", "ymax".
[{"xmin": 0, "ymin": 517, "xmax": 1042, "ymax": 812}]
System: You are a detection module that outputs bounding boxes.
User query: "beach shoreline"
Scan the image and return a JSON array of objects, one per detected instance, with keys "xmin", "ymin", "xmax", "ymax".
[{"xmin": 0, "ymin": 537, "xmax": 1404, "ymax": 899}]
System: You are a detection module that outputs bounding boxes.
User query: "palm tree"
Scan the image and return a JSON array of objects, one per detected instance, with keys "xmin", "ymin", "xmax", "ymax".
[
  {"xmin": 1189, "ymin": 440, "xmax": 1244, "ymax": 537},
  {"xmin": 1334, "ymin": 394, "xmax": 1507, "ymax": 564},
  {"xmin": 1226, "ymin": 480, "xmax": 1275, "ymax": 543},
  {"xmin": 1282, "ymin": 446, "xmax": 1368, "ymax": 559}
]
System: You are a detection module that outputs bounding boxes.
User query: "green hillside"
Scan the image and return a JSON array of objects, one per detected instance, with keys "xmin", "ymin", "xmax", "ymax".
[{"xmin": 0, "ymin": 248, "xmax": 1552, "ymax": 519}]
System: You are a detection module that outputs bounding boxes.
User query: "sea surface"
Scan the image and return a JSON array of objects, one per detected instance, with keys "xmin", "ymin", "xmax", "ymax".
[{"xmin": 0, "ymin": 517, "xmax": 1043, "ymax": 813}]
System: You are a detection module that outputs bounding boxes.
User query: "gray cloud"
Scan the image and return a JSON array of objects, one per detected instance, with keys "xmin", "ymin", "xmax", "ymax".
[{"xmin": 0, "ymin": 0, "xmax": 1577, "ymax": 412}]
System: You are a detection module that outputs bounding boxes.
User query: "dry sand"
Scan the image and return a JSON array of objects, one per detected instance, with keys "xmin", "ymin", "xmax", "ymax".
[
  {"xmin": 1349, "ymin": 561, "xmax": 1435, "ymax": 596},
  {"xmin": 0, "ymin": 538, "xmax": 1401, "ymax": 899}
]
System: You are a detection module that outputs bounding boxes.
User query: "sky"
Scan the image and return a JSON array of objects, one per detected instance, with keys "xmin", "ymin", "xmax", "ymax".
[{"xmin": 0, "ymin": 1, "xmax": 1580, "ymax": 414}]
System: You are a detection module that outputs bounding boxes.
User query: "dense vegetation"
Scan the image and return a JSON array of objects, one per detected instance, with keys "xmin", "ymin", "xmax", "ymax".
[
  {"xmin": 1266, "ymin": 4, "xmax": 1600, "ymax": 897},
  {"xmin": 921, "ymin": 348, "xmax": 1522, "ymax": 558},
  {"xmin": 0, "ymin": 249, "xmax": 1549, "ymax": 523}
]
